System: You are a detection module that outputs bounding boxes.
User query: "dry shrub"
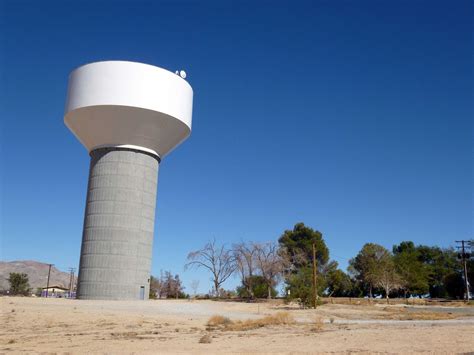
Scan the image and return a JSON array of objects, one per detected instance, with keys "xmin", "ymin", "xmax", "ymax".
[
  {"xmin": 231, "ymin": 312, "xmax": 295, "ymax": 331},
  {"xmin": 267, "ymin": 312, "xmax": 295, "ymax": 325},
  {"xmin": 206, "ymin": 312, "xmax": 295, "ymax": 332},
  {"xmin": 199, "ymin": 334, "xmax": 212, "ymax": 343},
  {"xmin": 310, "ymin": 316, "xmax": 324, "ymax": 332},
  {"xmin": 207, "ymin": 315, "xmax": 232, "ymax": 327}
]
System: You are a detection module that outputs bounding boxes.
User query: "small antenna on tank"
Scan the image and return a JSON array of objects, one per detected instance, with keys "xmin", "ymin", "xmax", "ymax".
[{"xmin": 175, "ymin": 70, "xmax": 187, "ymax": 79}]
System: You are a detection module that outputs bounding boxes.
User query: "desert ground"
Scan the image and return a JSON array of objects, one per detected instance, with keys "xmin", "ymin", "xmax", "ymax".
[{"xmin": 1, "ymin": 297, "xmax": 473, "ymax": 354}]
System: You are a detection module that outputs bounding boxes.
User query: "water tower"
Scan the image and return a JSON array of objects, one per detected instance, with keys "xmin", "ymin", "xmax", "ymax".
[{"xmin": 64, "ymin": 61, "xmax": 193, "ymax": 300}]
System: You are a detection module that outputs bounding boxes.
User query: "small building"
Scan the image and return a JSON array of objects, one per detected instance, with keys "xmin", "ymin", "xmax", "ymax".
[{"xmin": 41, "ymin": 286, "xmax": 72, "ymax": 298}]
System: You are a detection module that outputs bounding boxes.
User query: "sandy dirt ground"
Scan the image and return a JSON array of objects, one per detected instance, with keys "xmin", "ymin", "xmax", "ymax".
[{"xmin": 1, "ymin": 297, "xmax": 473, "ymax": 354}]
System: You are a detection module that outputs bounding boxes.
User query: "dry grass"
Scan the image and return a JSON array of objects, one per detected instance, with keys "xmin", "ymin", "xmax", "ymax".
[
  {"xmin": 207, "ymin": 315, "xmax": 233, "ymax": 327},
  {"xmin": 394, "ymin": 312, "xmax": 457, "ymax": 320},
  {"xmin": 379, "ymin": 307, "xmax": 458, "ymax": 320},
  {"xmin": 206, "ymin": 312, "xmax": 295, "ymax": 331},
  {"xmin": 309, "ymin": 316, "xmax": 324, "ymax": 332}
]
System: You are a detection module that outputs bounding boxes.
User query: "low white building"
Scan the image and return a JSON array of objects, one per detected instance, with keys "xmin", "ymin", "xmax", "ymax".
[{"xmin": 41, "ymin": 286, "xmax": 70, "ymax": 298}]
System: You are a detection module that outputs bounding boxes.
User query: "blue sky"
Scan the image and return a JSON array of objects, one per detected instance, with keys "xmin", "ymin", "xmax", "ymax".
[{"xmin": 1, "ymin": 0, "xmax": 472, "ymax": 294}]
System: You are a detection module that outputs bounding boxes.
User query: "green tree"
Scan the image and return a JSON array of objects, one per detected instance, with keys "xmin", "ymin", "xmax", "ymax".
[
  {"xmin": 278, "ymin": 223, "xmax": 330, "ymax": 306},
  {"xmin": 468, "ymin": 258, "xmax": 474, "ymax": 297},
  {"xmin": 346, "ymin": 279, "xmax": 366, "ymax": 297},
  {"xmin": 392, "ymin": 241, "xmax": 429, "ymax": 296},
  {"xmin": 7, "ymin": 272, "xmax": 30, "ymax": 295},
  {"xmin": 236, "ymin": 275, "xmax": 277, "ymax": 298},
  {"xmin": 285, "ymin": 262, "xmax": 338, "ymax": 306},
  {"xmin": 417, "ymin": 246, "xmax": 460, "ymax": 298},
  {"xmin": 348, "ymin": 243, "xmax": 390, "ymax": 298},
  {"xmin": 443, "ymin": 272, "xmax": 465, "ymax": 299},
  {"xmin": 285, "ymin": 267, "xmax": 321, "ymax": 306},
  {"xmin": 326, "ymin": 268, "xmax": 353, "ymax": 297},
  {"xmin": 278, "ymin": 223, "xmax": 329, "ymax": 269}
]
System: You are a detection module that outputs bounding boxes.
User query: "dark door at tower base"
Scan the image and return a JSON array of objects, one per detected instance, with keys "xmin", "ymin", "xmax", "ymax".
[{"xmin": 139, "ymin": 286, "xmax": 145, "ymax": 300}]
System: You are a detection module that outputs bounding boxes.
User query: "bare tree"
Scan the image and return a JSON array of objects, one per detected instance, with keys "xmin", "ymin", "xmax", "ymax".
[
  {"xmin": 150, "ymin": 270, "xmax": 166, "ymax": 298},
  {"xmin": 150, "ymin": 274, "xmax": 163, "ymax": 299},
  {"xmin": 375, "ymin": 257, "xmax": 402, "ymax": 304},
  {"xmin": 190, "ymin": 280, "xmax": 200, "ymax": 297},
  {"xmin": 254, "ymin": 242, "xmax": 287, "ymax": 299},
  {"xmin": 163, "ymin": 271, "xmax": 185, "ymax": 299},
  {"xmin": 185, "ymin": 239, "xmax": 236, "ymax": 297},
  {"xmin": 232, "ymin": 241, "xmax": 257, "ymax": 299},
  {"xmin": 155, "ymin": 271, "xmax": 185, "ymax": 299}
]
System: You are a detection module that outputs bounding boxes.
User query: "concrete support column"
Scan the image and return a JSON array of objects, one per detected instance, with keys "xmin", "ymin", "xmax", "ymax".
[{"xmin": 76, "ymin": 147, "xmax": 159, "ymax": 300}]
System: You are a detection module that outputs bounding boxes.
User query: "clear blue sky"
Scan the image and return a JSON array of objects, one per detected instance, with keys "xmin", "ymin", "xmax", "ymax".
[{"xmin": 1, "ymin": 0, "xmax": 472, "ymax": 294}]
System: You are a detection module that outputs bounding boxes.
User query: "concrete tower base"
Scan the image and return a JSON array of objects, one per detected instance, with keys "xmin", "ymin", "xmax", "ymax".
[{"xmin": 77, "ymin": 147, "xmax": 159, "ymax": 300}]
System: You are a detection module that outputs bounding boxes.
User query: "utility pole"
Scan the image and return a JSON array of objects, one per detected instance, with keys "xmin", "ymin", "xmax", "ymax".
[
  {"xmin": 312, "ymin": 243, "xmax": 317, "ymax": 309},
  {"xmin": 455, "ymin": 240, "xmax": 471, "ymax": 302},
  {"xmin": 68, "ymin": 267, "xmax": 76, "ymax": 298},
  {"xmin": 45, "ymin": 264, "xmax": 54, "ymax": 298}
]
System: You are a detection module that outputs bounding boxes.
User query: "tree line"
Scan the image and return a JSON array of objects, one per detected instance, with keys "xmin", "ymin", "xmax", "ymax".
[
  {"xmin": 5, "ymin": 223, "xmax": 471, "ymax": 303},
  {"xmin": 180, "ymin": 223, "xmax": 473, "ymax": 305}
]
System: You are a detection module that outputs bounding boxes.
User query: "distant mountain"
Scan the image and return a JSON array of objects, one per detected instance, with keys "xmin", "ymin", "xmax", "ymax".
[{"xmin": 0, "ymin": 260, "xmax": 75, "ymax": 291}]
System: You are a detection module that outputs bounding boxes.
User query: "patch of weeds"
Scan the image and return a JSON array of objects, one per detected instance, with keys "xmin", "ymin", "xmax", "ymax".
[
  {"xmin": 111, "ymin": 331, "xmax": 138, "ymax": 339},
  {"xmin": 380, "ymin": 307, "xmax": 458, "ymax": 321},
  {"xmin": 206, "ymin": 312, "xmax": 295, "ymax": 332},
  {"xmin": 199, "ymin": 334, "xmax": 212, "ymax": 343},
  {"xmin": 207, "ymin": 315, "xmax": 233, "ymax": 327},
  {"xmin": 309, "ymin": 316, "xmax": 324, "ymax": 332}
]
